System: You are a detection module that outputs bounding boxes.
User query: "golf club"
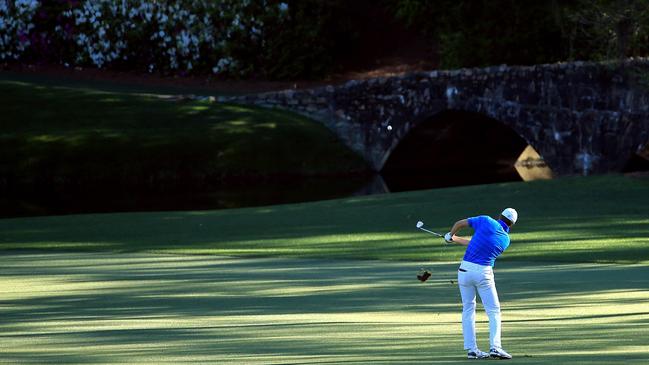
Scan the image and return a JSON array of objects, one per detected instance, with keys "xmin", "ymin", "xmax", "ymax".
[{"xmin": 416, "ymin": 221, "xmax": 443, "ymax": 237}]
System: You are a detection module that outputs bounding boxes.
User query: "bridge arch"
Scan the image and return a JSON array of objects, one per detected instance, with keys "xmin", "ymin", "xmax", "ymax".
[{"xmin": 381, "ymin": 110, "xmax": 551, "ymax": 189}]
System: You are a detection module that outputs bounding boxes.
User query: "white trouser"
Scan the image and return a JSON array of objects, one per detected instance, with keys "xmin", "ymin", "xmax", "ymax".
[{"xmin": 457, "ymin": 260, "xmax": 502, "ymax": 351}]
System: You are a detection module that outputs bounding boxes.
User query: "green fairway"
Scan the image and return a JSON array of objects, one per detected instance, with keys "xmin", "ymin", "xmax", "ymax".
[
  {"xmin": 1, "ymin": 174, "xmax": 648, "ymax": 363},
  {"xmin": 1, "ymin": 253, "xmax": 648, "ymax": 364},
  {"xmin": 2, "ymin": 174, "xmax": 648, "ymax": 263}
]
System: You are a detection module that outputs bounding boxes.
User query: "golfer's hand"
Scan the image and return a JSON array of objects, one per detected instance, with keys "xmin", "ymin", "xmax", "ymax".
[{"xmin": 444, "ymin": 232, "xmax": 454, "ymax": 244}]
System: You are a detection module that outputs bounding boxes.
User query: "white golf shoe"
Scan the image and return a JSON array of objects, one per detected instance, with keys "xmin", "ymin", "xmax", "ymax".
[
  {"xmin": 489, "ymin": 347, "xmax": 512, "ymax": 359},
  {"xmin": 467, "ymin": 349, "xmax": 490, "ymax": 359}
]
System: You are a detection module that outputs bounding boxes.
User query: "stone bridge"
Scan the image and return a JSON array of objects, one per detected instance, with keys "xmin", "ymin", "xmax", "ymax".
[{"xmin": 222, "ymin": 59, "xmax": 649, "ymax": 176}]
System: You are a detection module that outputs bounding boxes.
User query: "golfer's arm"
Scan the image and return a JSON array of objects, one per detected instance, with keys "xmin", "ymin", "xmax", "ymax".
[{"xmin": 450, "ymin": 219, "xmax": 471, "ymax": 246}]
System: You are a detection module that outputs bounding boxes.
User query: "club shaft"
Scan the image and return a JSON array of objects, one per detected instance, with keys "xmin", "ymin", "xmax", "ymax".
[{"xmin": 418, "ymin": 227, "xmax": 443, "ymax": 237}]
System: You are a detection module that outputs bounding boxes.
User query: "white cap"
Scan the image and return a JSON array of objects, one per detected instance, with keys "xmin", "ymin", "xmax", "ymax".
[{"xmin": 501, "ymin": 208, "xmax": 518, "ymax": 224}]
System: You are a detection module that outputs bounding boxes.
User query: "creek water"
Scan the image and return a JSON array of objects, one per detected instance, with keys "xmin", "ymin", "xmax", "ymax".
[
  {"xmin": 1, "ymin": 168, "xmax": 529, "ymax": 218},
  {"xmin": 0, "ymin": 175, "xmax": 367, "ymax": 218}
]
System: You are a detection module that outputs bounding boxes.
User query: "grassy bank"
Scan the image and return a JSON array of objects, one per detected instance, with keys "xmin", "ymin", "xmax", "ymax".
[
  {"xmin": 1, "ymin": 174, "xmax": 648, "ymax": 264},
  {"xmin": 0, "ymin": 79, "xmax": 368, "ymax": 192}
]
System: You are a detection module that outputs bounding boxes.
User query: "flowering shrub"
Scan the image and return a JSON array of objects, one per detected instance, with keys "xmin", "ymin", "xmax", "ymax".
[
  {"xmin": 0, "ymin": 0, "xmax": 40, "ymax": 60},
  {"xmin": 0, "ymin": 0, "xmax": 358, "ymax": 79},
  {"xmin": 59, "ymin": 1, "xmax": 129, "ymax": 68},
  {"xmin": 56, "ymin": 0, "xmax": 284, "ymax": 75}
]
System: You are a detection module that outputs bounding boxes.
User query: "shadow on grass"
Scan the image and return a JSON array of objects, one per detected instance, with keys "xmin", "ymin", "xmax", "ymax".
[
  {"xmin": 1, "ymin": 175, "xmax": 648, "ymax": 264},
  {"xmin": 1, "ymin": 253, "xmax": 648, "ymax": 364},
  {"xmin": 1, "ymin": 80, "xmax": 370, "ymax": 218}
]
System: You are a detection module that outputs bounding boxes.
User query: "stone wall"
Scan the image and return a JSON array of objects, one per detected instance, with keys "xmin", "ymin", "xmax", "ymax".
[{"xmin": 220, "ymin": 58, "xmax": 649, "ymax": 176}]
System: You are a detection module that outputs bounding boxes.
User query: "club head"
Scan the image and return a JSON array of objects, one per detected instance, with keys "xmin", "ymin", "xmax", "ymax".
[{"xmin": 416, "ymin": 221, "xmax": 424, "ymax": 228}]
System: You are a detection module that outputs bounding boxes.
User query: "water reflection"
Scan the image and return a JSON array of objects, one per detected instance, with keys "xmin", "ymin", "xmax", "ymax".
[
  {"xmin": 514, "ymin": 145, "xmax": 553, "ymax": 181},
  {"xmin": 1, "ymin": 157, "xmax": 559, "ymax": 218},
  {"xmin": 0, "ymin": 175, "xmax": 370, "ymax": 218}
]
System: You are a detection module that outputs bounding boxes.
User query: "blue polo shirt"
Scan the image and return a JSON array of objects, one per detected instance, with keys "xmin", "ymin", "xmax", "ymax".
[{"xmin": 463, "ymin": 215, "xmax": 510, "ymax": 267}]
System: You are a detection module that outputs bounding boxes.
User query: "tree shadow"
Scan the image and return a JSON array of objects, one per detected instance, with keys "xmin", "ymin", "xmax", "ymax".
[
  {"xmin": 2, "ymin": 174, "xmax": 648, "ymax": 263},
  {"xmin": 1, "ymin": 254, "xmax": 648, "ymax": 364}
]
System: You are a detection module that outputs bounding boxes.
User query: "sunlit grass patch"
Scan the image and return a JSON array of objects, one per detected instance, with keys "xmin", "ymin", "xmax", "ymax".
[
  {"xmin": 1, "ymin": 174, "xmax": 648, "ymax": 263},
  {"xmin": 0, "ymin": 253, "xmax": 647, "ymax": 364}
]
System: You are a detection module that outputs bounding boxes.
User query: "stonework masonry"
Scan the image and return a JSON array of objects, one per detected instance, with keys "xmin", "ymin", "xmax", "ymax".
[{"xmin": 219, "ymin": 59, "xmax": 649, "ymax": 176}]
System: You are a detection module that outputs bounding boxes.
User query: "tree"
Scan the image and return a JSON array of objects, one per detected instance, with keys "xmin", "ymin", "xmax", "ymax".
[
  {"xmin": 388, "ymin": 0, "xmax": 571, "ymax": 68},
  {"xmin": 567, "ymin": 0, "xmax": 649, "ymax": 61}
]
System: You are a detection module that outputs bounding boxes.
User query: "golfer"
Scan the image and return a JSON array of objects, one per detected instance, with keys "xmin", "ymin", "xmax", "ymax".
[{"xmin": 444, "ymin": 208, "xmax": 517, "ymax": 360}]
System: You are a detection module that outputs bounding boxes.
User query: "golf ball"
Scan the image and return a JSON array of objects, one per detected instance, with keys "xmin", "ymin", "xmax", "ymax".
[{"xmin": 387, "ymin": 125, "xmax": 392, "ymax": 131}]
